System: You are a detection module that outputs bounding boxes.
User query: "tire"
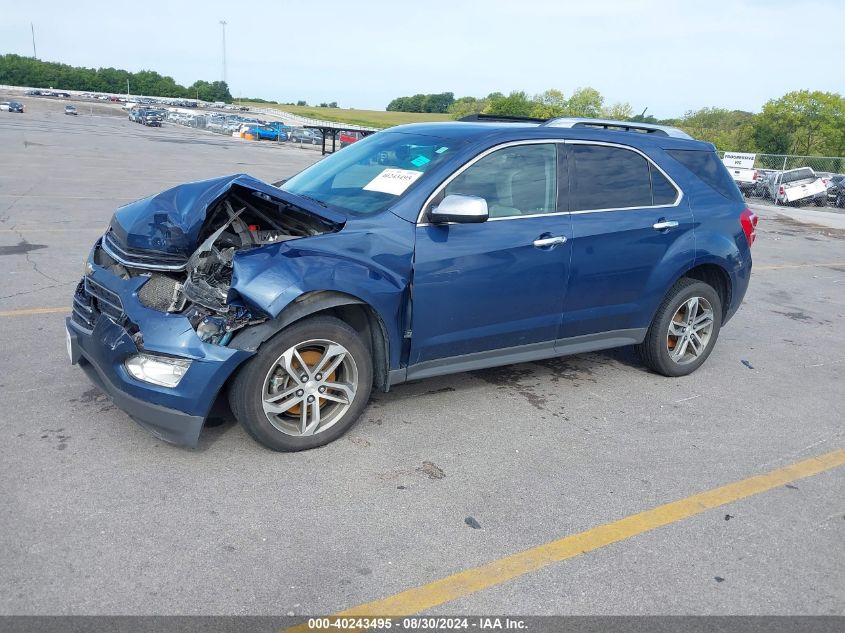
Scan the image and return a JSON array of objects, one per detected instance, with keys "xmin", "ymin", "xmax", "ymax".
[
  {"xmin": 636, "ymin": 278, "xmax": 723, "ymax": 377},
  {"xmin": 814, "ymin": 196, "xmax": 826, "ymax": 207},
  {"xmin": 229, "ymin": 316, "xmax": 373, "ymax": 451}
]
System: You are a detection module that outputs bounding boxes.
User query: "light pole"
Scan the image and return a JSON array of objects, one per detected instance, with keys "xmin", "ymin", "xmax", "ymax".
[
  {"xmin": 219, "ymin": 20, "xmax": 228, "ymax": 86},
  {"xmin": 30, "ymin": 23, "xmax": 37, "ymax": 59}
]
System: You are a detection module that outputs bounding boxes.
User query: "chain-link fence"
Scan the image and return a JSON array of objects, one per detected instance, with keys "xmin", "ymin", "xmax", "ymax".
[
  {"xmin": 719, "ymin": 151, "xmax": 845, "ymax": 175},
  {"xmin": 719, "ymin": 151, "xmax": 845, "ymax": 207}
]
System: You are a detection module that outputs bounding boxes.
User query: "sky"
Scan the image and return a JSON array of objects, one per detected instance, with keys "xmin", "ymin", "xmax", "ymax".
[{"xmin": 2, "ymin": 0, "xmax": 843, "ymax": 118}]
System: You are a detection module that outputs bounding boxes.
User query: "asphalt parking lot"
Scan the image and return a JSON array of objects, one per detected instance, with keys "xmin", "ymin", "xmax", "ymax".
[{"xmin": 1, "ymin": 102, "xmax": 843, "ymax": 617}]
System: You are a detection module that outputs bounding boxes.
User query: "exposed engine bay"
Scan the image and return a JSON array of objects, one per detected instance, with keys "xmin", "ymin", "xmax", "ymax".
[{"xmin": 95, "ymin": 184, "xmax": 340, "ymax": 345}]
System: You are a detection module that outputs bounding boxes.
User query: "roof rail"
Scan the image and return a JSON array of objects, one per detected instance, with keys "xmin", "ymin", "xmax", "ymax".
[
  {"xmin": 459, "ymin": 113, "xmax": 548, "ymax": 124},
  {"xmin": 541, "ymin": 117, "xmax": 692, "ymax": 139}
]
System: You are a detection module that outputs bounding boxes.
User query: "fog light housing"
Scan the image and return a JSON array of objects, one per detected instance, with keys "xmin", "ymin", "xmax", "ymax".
[{"xmin": 124, "ymin": 354, "xmax": 191, "ymax": 388}]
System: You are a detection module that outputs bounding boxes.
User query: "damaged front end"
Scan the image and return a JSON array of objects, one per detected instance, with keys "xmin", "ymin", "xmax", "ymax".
[{"xmin": 97, "ymin": 174, "xmax": 344, "ymax": 345}]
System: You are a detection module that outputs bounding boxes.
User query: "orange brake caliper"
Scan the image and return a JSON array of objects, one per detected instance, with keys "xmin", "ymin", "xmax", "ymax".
[{"xmin": 287, "ymin": 350, "xmax": 336, "ymax": 415}]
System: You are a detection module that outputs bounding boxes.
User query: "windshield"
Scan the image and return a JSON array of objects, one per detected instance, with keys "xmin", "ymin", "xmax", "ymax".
[{"xmin": 281, "ymin": 131, "xmax": 460, "ymax": 215}]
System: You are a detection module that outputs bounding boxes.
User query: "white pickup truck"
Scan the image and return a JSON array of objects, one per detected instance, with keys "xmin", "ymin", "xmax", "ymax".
[
  {"xmin": 767, "ymin": 167, "xmax": 827, "ymax": 206},
  {"xmin": 722, "ymin": 152, "xmax": 759, "ymax": 194}
]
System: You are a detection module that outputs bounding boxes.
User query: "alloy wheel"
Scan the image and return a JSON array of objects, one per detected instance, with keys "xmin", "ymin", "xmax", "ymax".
[
  {"xmin": 666, "ymin": 296, "xmax": 715, "ymax": 365},
  {"xmin": 261, "ymin": 339, "xmax": 358, "ymax": 436}
]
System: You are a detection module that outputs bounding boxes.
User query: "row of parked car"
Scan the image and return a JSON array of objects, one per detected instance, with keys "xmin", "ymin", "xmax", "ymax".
[
  {"xmin": 164, "ymin": 109, "xmax": 365, "ymax": 148},
  {"xmin": 730, "ymin": 166, "xmax": 845, "ymax": 208},
  {"xmin": 128, "ymin": 108, "xmax": 165, "ymax": 127}
]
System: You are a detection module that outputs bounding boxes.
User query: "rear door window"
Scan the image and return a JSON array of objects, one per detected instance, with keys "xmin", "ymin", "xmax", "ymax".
[
  {"xmin": 651, "ymin": 165, "xmax": 678, "ymax": 205},
  {"xmin": 570, "ymin": 145, "xmax": 653, "ymax": 210}
]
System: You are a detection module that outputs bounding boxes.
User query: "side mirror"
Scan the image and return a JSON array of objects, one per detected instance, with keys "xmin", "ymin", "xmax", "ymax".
[{"xmin": 429, "ymin": 194, "xmax": 488, "ymax": 224}]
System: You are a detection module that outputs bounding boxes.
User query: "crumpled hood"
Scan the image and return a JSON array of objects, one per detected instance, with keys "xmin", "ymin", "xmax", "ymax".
[{"xmin": 109, "ymin": 174, "xmax": 346, "ymax": 257}]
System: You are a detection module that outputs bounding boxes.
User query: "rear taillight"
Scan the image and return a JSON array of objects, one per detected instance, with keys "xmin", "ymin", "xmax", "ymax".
[
  {"xmin": 779, "ymin": 186, "xmax": 785, "ymax": 195},
  {"xmin": 740, "ymin": 208, "xmax": 758, "ymax": 247},
  {"xmin": 752, "ymin": 170, "xmax": 758, "ymax": 181}
]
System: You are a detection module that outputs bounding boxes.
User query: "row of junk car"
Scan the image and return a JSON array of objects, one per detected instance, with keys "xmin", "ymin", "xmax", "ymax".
[
  {"xmin": 127, "ymin": 106, "xmax": 363, "ymax": 147},
  {"xmin": 728, "ymin": 163, "xmax": 845, "ymax": 208}
]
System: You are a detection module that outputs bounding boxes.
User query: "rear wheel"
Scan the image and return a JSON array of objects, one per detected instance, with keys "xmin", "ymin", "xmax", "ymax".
[
  {"xmin": 637, "ymin": 278, "xmax": 722, "ymax": 377},
  {"xmin": 229, "ymin": 316, "xmax": 373, "ymax": 451}
]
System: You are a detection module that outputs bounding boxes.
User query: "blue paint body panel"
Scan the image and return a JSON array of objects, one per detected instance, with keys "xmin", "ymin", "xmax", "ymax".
[{"xmin": 69, "ymin": 121, "xmax": 753, "ymax": 446}]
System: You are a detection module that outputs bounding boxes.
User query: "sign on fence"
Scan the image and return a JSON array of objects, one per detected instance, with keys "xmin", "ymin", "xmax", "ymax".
[{"xmin": 722, "ymin": 152, "xmax": 756, "ymax": 170}]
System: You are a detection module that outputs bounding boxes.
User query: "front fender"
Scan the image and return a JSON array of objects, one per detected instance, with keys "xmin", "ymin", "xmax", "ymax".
[{"xmin": 228, "ymin": 219, "xmax": 414, "ymax": 368}]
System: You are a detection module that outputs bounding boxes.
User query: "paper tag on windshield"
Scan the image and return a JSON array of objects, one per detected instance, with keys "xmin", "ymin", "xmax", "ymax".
[{"xmin": 363, "ymin": 169, "xmax": 423, "ymax": 195}]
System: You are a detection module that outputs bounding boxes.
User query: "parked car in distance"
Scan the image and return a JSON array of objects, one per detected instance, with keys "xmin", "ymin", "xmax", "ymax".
[
  {"xmin": 751, "ymin": 169, "xmax": 776, "ymax": 198},
  {"xmin": 722, "ymin": 152, "xmax": 759, "ymax": 195},
  {"xmin": 339, "ymin": 131, "xmax": 364, "ymax": 148},
  {"xmin": 1, "ymin": 101, "xmax": 25, "ymax": 113},
  {"xmin": 826, "ymin": 174, "xmax": 845, "ymax": 207},
  {"xmin": 67, "ymin": 117, "xmax": 756, "ymax": 451},
  {"xmin": 65, "ymin": 105, "xmax": 78, "ymax": 116},
  {"xmin": 288, "ymin": 128, "xmax": 322, "ymax": 144},
  {"xmin": 247, "ymin": 124, "xmax": 289, "ymax": 141},
  {"xmin": 140, "ymin": 110, "xmax": 164, "ymax": 127},
  {"xmin": 766, "ymin": 167, "xmax": 827, "ymax": 206}
]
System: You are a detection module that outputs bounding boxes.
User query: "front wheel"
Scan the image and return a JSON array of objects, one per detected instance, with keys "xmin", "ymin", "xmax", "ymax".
[
  {"xmin": 636, "ymin": 278, "xmax": 722, "ymax": 377},
  {"xmin": 229, "ymin": 316, "xmax": 373, "ymax": 451}
]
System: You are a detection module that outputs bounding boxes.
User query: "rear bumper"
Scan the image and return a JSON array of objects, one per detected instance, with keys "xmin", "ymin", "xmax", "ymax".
[{"xmin": 725, "ymin": 257, "xmax": 752, "ymax": 325}]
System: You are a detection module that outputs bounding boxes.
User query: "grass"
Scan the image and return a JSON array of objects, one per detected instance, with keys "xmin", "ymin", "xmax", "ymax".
[{"xmin": 239, "ymin": 102, "xmax": 452, "ymax": 129}]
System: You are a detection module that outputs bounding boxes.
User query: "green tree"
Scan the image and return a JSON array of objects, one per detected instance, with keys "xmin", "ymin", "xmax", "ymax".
[
  {"xmin": 753, "ymin": 90, "xmax": 845, "ymax": 155},
  {"xmin": 0, "ymin": 53, "xmax": 230, "ymax": 101},
  {"xmin": 678, "ymin": 107, "xmax": 756, "ymax": 152},
  {"xmin": 483, "ymin": 91, "xmax": 534, "ymax": 117},
  {"xmin": 602, "ymin": 102, "xmax": 634, "ymax": 120},
  {"xmin": 448, "ymin": 96, "xmax": 485, "ymax": 119},
  {"xmin": 566, "ymin": 87, "xmax": 604, "ymax": 117},
  {"xmin": 387, "ymin": 92, "xmax": 454, "ymax": 113},
  {"xmin": 529, "ymin": 89, "xmax": 567, "ymax": 119},
  {"xmin": 423, "ymin": 92, "xmax": 455, "ymax": 113}
]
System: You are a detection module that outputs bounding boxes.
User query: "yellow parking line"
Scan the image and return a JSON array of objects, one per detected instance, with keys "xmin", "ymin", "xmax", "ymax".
[
  {"xmin": 0, "ymin": 307, "xmax": 68, "ymax": 317},
  {"xmin": 285, "ymin": 448, "xmax": 845, "ymax": 629},
  {"xmin": 756, "ymin": 261, "xmax": 845, "ymax": 271}
]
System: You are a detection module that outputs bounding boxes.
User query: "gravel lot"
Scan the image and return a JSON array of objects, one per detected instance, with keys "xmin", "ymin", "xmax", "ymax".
[{"xmin": 1, "ymin": 103, "xmax": 843, "ymax": 617}]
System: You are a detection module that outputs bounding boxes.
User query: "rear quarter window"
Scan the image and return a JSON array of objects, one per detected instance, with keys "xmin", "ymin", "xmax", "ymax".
[{"xmin": 666, "ymin": 149, "xmax": 743, "ymax": 202}]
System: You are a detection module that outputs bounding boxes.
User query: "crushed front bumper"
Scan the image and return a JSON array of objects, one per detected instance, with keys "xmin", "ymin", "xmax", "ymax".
[
  {"xmin": 66, "ymin": 261, "xmax": 253, "ymax": 447},
  {"xmin": 67, "ymin": 321, "xmax": 206, "ymax": 446}
]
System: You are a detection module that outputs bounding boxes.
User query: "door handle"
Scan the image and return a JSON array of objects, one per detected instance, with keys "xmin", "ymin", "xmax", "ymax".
[
  {"xmin": 533, "ymin": 236, "xmax": 567, "ymax": 248},
  {"xmin": 653, "ymin": 220, "xmax": 679, "ymax": 230}
]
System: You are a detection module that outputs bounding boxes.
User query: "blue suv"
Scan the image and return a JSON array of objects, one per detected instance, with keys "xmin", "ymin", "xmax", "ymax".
[{"xmin": 66, "ymin": 117, "xmax": 756, "ymax": 451}]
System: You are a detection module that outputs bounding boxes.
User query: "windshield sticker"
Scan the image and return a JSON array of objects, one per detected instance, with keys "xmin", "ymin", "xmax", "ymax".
[
  {"xmin": 363, "ymin": 169, "xmax": 424, "ymax": 195},
  {"xmin": 435, "ymin": 146, "xmax": 449, "ymax": 154},
  {"xmin": 410, "ymin": 155, "xmax": 431, "ymax": 168}
]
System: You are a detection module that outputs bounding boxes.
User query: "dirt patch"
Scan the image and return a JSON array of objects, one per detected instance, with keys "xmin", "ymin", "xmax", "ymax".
[
  {"xmin": 772, "ymin": 310, "xmax": 814, "ymax": 323},
  {"xmin": 0, "ymin": 241, "xmax": 46, "ymax": 256},
  {"xmin": 471, "ymin": 364, "xmax": 536, "ymax": 386},
  {"xmin": 416, "ymin": 461, "xmax": 446, "ymax": 480},
  {"xmin": 774, "ymin": 215, "xmax": 845, "ymax": 240}
]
